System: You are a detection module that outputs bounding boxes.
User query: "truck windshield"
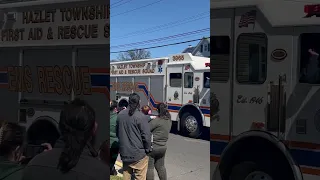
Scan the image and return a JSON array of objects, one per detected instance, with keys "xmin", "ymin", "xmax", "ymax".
[
  {"xmin": 299, "ymin": 33, "xmax": 320, "ymax": 84},
  {"xmin": 204, "ymin": 72, "xmax": 210, "ymax": 88}
]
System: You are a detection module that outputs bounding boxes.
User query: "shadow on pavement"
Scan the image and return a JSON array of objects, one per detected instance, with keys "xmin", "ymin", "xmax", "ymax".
[{"xmin": 170, "ymin": 122, "xmax": 210, "ymax": 141}]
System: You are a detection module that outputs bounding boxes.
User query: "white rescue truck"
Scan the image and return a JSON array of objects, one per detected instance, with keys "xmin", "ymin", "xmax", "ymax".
[
  {"xmin": 211, "ymin": 0, "xmax": 320, "ymax": 180},
  {"xmin": 0, "ymin": 0, "xmax": 110, "ymax": 149},
  {"xmin": 110, "ymin": 53, "xmax": 210, "ymax": 138}
]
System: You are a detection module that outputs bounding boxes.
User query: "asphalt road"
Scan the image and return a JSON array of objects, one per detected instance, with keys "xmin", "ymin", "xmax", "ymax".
[
  {"xmin": 116, "ymin": 131, "xmax": 210, "ymax": 180},
  {"xmin": 161, "ymin": 133, "xmax": 210, "ymax": 180}
]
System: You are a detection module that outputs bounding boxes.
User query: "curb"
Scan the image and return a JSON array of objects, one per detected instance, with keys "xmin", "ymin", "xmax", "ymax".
[{"xmin": 115, "ymin": 160, "xmax": 123, "ymax": 167}]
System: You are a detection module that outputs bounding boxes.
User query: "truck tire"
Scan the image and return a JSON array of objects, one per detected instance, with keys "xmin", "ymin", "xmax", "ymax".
[
  {"xmin": 229, "ymin": 161, "xmax": 290, "ymax": 180},
  {"xmin": 180, "ymin": 112, "xmax": 202, "ymax": 138}
]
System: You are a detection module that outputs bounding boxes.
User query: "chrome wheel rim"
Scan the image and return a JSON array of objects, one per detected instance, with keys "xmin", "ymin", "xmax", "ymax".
[{"xmin": 185, "ymin": 116, "xmax": 198, "ymax": 133}]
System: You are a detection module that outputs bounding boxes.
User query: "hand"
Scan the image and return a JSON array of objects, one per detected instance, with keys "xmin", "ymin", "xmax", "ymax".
[
  {"xmin": 18, "ymin": 155, "xmax": 26, "ymax": 161},
  {"xmin": 41, "ymin": 143, "xmax": 52, "ymax": 152},
  {"xmin": 309, "ymin": 49, "xmax": 319, "ymax": 55}
]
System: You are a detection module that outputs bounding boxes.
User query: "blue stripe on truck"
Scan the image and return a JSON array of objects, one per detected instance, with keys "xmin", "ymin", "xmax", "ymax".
[{"xmin": 110, "ymin": 83, "xmax": 210, "ymax": 115}]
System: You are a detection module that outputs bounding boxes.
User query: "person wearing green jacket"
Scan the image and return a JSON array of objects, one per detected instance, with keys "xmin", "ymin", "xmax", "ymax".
[
  {"xmin": 0, "ymin": 122, "xmax": 25, "ymax": 180},
  {"xmin": 110, "ymin": 100, "xmax": 119, "ymax": 175}
]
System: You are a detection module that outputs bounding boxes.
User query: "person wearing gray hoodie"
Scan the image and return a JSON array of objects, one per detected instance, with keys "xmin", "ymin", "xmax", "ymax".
[{"xmin": 116, "ymin": 93, "xmax": 152, "ymax": 180}]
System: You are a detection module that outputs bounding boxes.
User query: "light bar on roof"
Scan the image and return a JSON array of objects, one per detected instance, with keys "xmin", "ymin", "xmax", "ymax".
[{"xmin": 304, "ymin": 4, "xmax": 320, "ymax": 16}]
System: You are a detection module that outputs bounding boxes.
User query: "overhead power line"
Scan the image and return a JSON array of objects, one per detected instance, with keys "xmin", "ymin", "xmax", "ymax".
[
  {"xmin": 111, "ymin": 0, "xmax": 133, "ymax": 8},
  {"xmin": 112, "ymin": 11, "xmax": 210, "ymax": 39},
  {"xmin": 113, "ymin": 32, "xmax": 209, "ymax": 50},
  {"xmin": 111, "ymin": 0, "xmax": 164, "ymax": 17},
  {"xmin": 111, "ymin": 28, "xmax": 210, "ymax": 49},
  {"xmin": 110, "ymin": 38, "xmax": 208, "ymax": 53},
  {"xmin": 110, "ymin": 0, "xmax": 124, "ymax": 6}
]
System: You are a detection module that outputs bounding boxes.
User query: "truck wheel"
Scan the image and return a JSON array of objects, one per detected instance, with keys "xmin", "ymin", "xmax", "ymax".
[
  {"xmin": 229, "ymin": 161, "xmax": 284, "ymax": 180},
  {"xmin": 180, "ymin": 112, "xmax": 202, "ymax": 138}
]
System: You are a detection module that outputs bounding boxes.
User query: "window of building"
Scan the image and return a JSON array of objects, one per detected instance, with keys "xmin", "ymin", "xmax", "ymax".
[
  {"xmin": 211, "ymin": 36, "xmax": 230, "ymax": 82},
  {"xmin": 299, "ymin": 33, "xmax": 320, "ymax": 84},
  {"xmin": 208, "ymin": 43, "xmax": 210, "ymax": 52},
  {"xmin": 204, "ymin": 72, "xmax": 210, "ymax": 88},
  {"xmin": 236, "ymin": 33, "xmax": 267, "ymax": 84},
  {"xmin": 200, "ymin": 45, "xmax": 203, "ymax": 52},
  {"xmin": 184, "ymin": 72, "xmax": 193, "ymax": 88},
  {"xmin": 204, "ymin": 45, "xmax": 208, "ymax": 51},
  {"xmin": 170, "ymin": 73, "xmax": 182, "ymax": 87}
]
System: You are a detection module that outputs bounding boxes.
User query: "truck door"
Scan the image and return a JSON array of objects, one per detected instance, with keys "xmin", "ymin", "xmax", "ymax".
[
  {"xmin": 182, "ymin": 64, "xmax": 194, "ymax": 104},
  {"xmin": 166, "ymin": 64, "xmax": 183, "ymax": 119},
  {"xmin": 232, "ymin": 32, "xmax": 268, "ymax": 136}
]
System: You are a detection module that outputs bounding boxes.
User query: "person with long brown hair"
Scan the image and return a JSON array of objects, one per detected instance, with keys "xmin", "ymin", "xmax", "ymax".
[{"xmin": 146, "ymin": 103, "xmax": 172, "ymax": 180}]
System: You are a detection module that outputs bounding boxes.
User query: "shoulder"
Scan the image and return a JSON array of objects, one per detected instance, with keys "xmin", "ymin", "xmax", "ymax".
[
  {"xmin": 3, "ymin": 167, "xmax": 24, "ymax": 180},
  {"xmin": 77, "ymin": 155, "xmax": 109, "ymax": 177},
  {"xmin": 26, "ymin": 149, "xmax": 61, "ymax": 167},
  {"xmin": 135, "ymin": 111, "xmax": 145, "ymax": 117},
  {"xmin": 153, "ymin": 117, "xmax": 164, "ymax": 123},
  {"xmin": 155, "ymin": 117, "xmax": 171, "ymax": 125},
  {"xmin": 118, "ymin": 109, "xmax": 129, "ymax": 116}
]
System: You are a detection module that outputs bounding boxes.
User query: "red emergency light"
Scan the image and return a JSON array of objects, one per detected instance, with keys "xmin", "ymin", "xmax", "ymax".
[
  {"xmin": 304, "ymin": 4, "xmax": 320, "ymax": 17},
  {"xmin": 205, "ymin": 63, "xmax": 210, "ymax": 67}
]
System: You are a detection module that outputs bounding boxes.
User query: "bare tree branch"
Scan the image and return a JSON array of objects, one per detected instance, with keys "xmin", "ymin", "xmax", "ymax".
[{"xmin": 117, "ymin": 49, "xmax": 151, "ymax": 61}]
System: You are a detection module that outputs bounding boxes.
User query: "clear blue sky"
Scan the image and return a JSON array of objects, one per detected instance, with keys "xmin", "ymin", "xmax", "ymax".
[{"xmin": 110, "ymin": 0, "xmax": 210, "ymax": 60}]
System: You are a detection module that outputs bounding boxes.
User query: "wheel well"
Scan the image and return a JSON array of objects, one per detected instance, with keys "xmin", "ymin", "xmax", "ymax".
[
  {"xmin": 27, "ymin": 119, "xmax": 60, "ymax": 146},
  {"xmin": 179, "ymin": 105, "xmax": 202, "ymax": 123},
  {"xmin": 220, "ymin": 136, "xmax": 294, "ymax": 179}
]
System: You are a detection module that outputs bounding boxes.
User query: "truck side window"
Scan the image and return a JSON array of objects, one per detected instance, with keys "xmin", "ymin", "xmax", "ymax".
[
  {"xmin": 184, "ymin": 72, "xmax": 193, "ymax": 88},
  {"xmin": 299, "ymin": 33, "xmax": 320, "ymax": 84},
  {"xmin": 170, "ymin": 73, "xmax": 182, "ymax": 87},
  {"xmin": 203, "ymin": 72, "xmax": 210, "ymax": 88},
  {"xmin": 211, "ymin": 36, "xmax": 230, "ymax": 82},
  {"xmin": 236, "ymin": 33, "xmax": 267, "ymax": 84}
]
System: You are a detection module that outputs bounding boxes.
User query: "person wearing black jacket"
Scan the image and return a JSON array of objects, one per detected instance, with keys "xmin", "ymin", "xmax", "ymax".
[{"xmin": 116, "ymin": 93, "xmax": 152, "ymax": 180}]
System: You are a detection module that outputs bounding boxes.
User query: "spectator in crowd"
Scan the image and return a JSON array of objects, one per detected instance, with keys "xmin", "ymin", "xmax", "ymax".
[
  {"xmin": 22, "ymin": 98, "xmax": 108, "ymax": 180},
  {"xmin": 141, "ymin": 105, "xmax": 151, "ymax": 116},
  {"xmin": 117, "ymin": 93, "xmax": 152, "ymax": 180},
  {"xmin": 0, "ymin": 122, "xmax": 25, "ymax": 180},
  {"xmin": 141, "ymin": 105, "xmax": 157, "ymax": 122},
  {"xmin": 146, "ymin": 103, "xmax": 172, "ymax": 180},
  {"xmin": 110, "ymin": 100, "xmax": 119, "ymax": 175}
]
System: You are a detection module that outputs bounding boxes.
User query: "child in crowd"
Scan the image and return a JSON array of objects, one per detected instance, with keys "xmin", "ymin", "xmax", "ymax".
[
  {"xmin": 141, "ymin": 105, "xmax": 157, "ymax": 121},
  {"xmin": 141, "ymin": 105, "xmax": 156, "ymax": 149}
]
